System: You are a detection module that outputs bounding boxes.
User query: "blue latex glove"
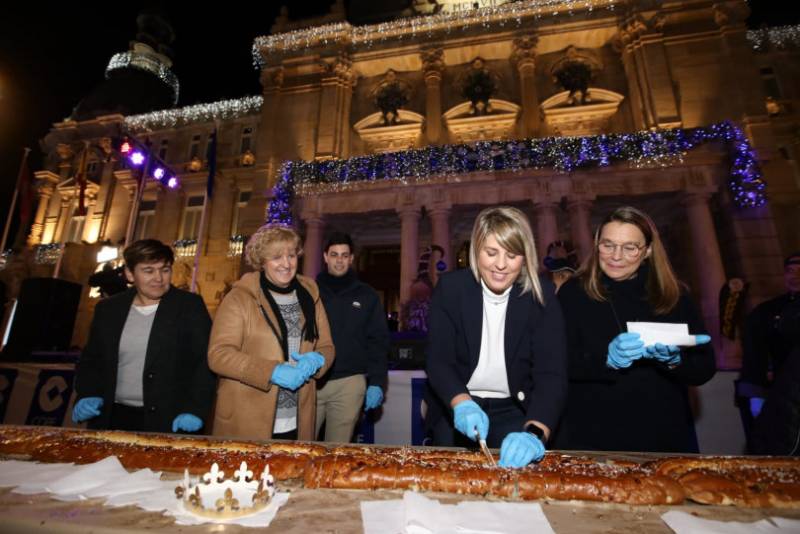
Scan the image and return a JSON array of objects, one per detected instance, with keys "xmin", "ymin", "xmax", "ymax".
[
  {"xmin": 453, "ymin": 399, "xmax": 489, "ymax": 441},
  {"xmin": 645, "ymin": 336, "xmax": 711, "ymax": 367},
  {"xmin": 270, "ymin": 364, "xmax": 307, "ymax": 391},
  {"xmin": 750, "ymin": 397, "xmax": 765, "ymax": 418},
  {"xmin": 290, "ymin": 351, "xmax": 325, "ymax": 378},
  {"xmin": 172, "ymin": 413, "xmax": 203, "ymax": 433},
  {"xmin": 646, "ymin": 343, "xmax": 682, "ymax": 366},
  {"xmin": 606, "ymin": 332, "xmax": 646, "ymax": 369},
  {"xmin": 72, "ymin": 397, "xmax": 103, "ymax": 422},
  {"xmin": 498, "ymin": 432, "xmax": 545, "ymax": 468},
  {"xmin": 364, "ymin": 385, "xmax": 384, "ymax": 410}
]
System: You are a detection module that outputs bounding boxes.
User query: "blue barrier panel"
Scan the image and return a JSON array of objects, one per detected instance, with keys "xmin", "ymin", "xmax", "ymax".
[
  {"xmin": 0, "ymin": 368, "xmax": 19, "ymax": 422},
  {"xmin": 25, "ymin": 369, "xmax": 74, "ymax": 427}
]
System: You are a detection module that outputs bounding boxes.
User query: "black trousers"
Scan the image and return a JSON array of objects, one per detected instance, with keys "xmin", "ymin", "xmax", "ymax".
[
  {"xmin": 109, "ymin": 403, "xmax": 145, "ymax": 432},
  {"xmin": 431, "ymin": 396, "xmax": 526, "ymax": 449}
]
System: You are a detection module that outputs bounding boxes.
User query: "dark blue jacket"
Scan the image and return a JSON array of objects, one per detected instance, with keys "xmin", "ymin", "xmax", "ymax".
[
  {"xmin": 316, "ymin": 270, "xmax": 390, "ymax": 389},
  {"xmin": 424, "ymin": 269, "xmax": 568, "ymax": 432}
]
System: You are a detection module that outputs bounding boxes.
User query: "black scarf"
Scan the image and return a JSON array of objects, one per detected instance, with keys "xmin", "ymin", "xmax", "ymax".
[{"xmin": 258, "ymin": 271, "xmax": 319, "ymax": 361}]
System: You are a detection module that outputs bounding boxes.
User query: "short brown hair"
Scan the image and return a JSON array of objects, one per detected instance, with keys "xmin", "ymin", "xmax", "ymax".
[
  {"xmin": 123, "ymin": 239, "xmax": 175, "ymax": 271},
  {"xmin": 244, "ymin": 224, "xmax": 303, "ymax": 270},
  {"xmin": 580, "ymin": 206, "xmax": 680, "ymax": 315}
]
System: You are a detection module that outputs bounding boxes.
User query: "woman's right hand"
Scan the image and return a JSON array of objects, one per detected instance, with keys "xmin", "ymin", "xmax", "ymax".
[
  {"xmin": 452, "ymin": 399, "xmax": 489, "ymax": 441},
  {"xmin": 270, "ymin": 364, "xmax": 307, "ymax": 391},
  {"xmin": 606, "ymin": 332, "xmax": 646, "ymax": 369}
]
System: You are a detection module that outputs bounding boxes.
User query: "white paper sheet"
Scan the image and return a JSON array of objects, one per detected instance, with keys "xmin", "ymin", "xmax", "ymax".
[
  {"xmin": 661, "ymin": 510, "xmax": 800, "ymax": 533},
  {"xmin": 361, "ymin": 491, "xmax": 555, "ymax": 534},
  {"xmin": 627, "ymin": 322, "xmax": 697, "ymax": 347}
]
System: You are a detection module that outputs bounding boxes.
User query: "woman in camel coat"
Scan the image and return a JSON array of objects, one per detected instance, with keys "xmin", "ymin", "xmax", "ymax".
[{"xmin": 208, "ymin": 224, "xmax": 335, "ymax": 440}]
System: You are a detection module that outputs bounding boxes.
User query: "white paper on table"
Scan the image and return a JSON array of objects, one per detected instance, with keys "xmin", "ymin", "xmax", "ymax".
[
  {"xmin": 11, "ymin": 463, "xmax": 81, "ymax": 494},
  {"xmin": 47, "ymin": 456, "xmax": 130, "ymax": 498},
  {"xmin": 661, "ymin": 510, "xmax": 800, "ymax": 534},
  {"xmin": 0, "ymin": 460, "xmax": 74, "ymax": 489},
  {"xmin": 362, "ymin": 491, "xmax": 555, "ymax": 534},
  {"xmin": 627, "ymin": 322, "xmax": 697, "ymax": 347}
]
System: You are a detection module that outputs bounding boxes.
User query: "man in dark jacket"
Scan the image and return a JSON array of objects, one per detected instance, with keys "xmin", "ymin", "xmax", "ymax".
[
  {"xmin": 739, "ymin": 252, "xmax": 800, "ymax": 453},
  {"xmin": 72, "ymin": 239, "xmax": 215, "ymax": 433},
  {"xmin": 315, "ymin": 232, "xmax": 390, "ymax": 442}
]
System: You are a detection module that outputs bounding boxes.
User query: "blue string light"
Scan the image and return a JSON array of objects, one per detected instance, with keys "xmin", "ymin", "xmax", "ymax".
[{"xmin": 267, "ymin": 121, "xmax": 766, "ymax": 225}]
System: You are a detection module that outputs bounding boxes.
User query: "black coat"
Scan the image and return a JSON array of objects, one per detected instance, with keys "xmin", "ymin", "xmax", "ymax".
[
  {"xmin": 316, "ymin": 270, "xmax": 390, "ymax": 389},
  {"xmin": 425, "ymin": 269, "xmax": 568, "ymax": 434},
  {"xmin": 552, "ymin": 270, "xmax": 716, "ymax": 453},
  {"xmin": 74, "ymin": 286, "xmax": 215, "ymax": 433}
]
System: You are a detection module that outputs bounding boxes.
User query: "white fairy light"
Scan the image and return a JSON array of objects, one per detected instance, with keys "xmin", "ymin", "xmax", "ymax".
[
  {"xmin": 747, "ymin": 25, "xmax": 800, "ymax": 52},
  {"xmin": 106, "ymin": 51, "xmax": 180, "ymax": 105},
  {"xmin": 124, "ymin": 95, "xmax": 263, "ymax": 132},
  {"xmin": 252, "ymin": 0, "xmax": 620, "ymax": 68}
]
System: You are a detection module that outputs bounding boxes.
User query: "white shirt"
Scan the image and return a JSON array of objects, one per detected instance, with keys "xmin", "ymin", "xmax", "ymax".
[{"xmin": 466, "ymin": 280, "xmax": 511, "ymax": 399}]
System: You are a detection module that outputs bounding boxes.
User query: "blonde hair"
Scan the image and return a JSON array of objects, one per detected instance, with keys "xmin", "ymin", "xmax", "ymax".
[
  {"xmin": 244, "ymin": 224, "xmax": 303, "ymax": 270},
  {"xmin": 469, "ymin": 206, "xmax": 544, "ymax": 304},
  {"xmin": 580, "ymin": 206, "xmax": 681, "ymax": 315}
]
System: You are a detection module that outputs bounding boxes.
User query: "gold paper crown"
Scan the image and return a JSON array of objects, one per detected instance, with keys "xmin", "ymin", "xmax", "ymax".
[{"xmin": 174, "ymin": 462, "xmax": 275, "ymax": 520}]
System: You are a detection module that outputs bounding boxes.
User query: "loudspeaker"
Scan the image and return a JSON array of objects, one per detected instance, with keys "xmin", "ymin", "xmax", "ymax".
[{"xmin": 3, "ymin": 278, "xmax": 82, "ymax": 357}]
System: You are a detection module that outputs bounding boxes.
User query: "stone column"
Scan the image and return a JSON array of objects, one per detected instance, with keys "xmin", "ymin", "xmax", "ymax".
[
  {"xmin": 618, "ymin": 14, "xmax": 681, "ymax": 128},
  {"xmin": 398, "ymin": 205, "xmax": 421, "ymax": 304},
  {"xmin": 421, "ymin": 47, "xmax": 445, "ymax": 144},
  {"xmin": 428, "ymin": 204, "xmax": 451, "ymax": 285},
  {"xmin": 512, "ymin": 36, "xmax": 540, "ymax": 138},
  {"xmin": 682, "ymin": 192, "xmax": 728, "ymax": 368},
  {"xmin": 27, "ymin": 171, "xmax": 59, "ymax": 246},
  {"xmin": 533, "ymin": 201, "xmax": 559, "ymax": 267},
  {"xmin": 53, "ymin": 196, "xmax": 72, "ymax": 243},
  {"xmin": 302, "ymin": 216, "xmax": 325, "ymax": 279},
  {"xmin": 315, "ymin": 53, "xmax": 357, "ymax": 160},
  {"xmin": 566, "ymin": 198, "xmax": 594, "ymax": 265}
]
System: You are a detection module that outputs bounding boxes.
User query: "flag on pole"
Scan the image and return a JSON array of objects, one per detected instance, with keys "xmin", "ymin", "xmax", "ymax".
[
  {"xmin": 205, "ymin": 129, "xmax": 217, "ymax": 197},
  {"xmin": 75, "ymin": 143, "xmax": 90, "ymax": 216},
  {"xmin": 17, "ymin": 149, "xmax": 34, "ymax": 225}
]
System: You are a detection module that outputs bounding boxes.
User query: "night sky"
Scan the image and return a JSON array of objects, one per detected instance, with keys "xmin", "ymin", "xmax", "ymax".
[{"xmin": 0, "ymin": 1, "xmax": 795, "ymax": 241}]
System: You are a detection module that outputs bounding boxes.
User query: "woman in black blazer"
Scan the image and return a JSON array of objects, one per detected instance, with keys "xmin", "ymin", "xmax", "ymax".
[{"xmin": 425, "ymin": 206, "xmax": 568, "ymax": 467}]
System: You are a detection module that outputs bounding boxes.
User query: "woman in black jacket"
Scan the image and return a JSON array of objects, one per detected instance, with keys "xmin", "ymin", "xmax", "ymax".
[
  {"xmin": 552, "ymin": 206, "xmax": 715, "ymax": 453},
  {"xmin": 425, "ymin": 206, "xmax": 568, "ymax": 467}
]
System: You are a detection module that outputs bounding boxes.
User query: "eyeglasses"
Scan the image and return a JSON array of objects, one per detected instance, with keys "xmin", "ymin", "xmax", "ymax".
[{"xmin": 598, "ymin": 240, "xmax": 646, "ymax": 259}]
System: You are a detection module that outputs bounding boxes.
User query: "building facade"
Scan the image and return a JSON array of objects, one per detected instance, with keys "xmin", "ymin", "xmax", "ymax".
[{"xmin": 5, "ymin": 0, "xmax": 800, "ymax": 369}]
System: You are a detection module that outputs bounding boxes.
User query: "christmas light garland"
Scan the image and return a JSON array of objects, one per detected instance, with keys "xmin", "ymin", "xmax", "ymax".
[
  {"xmin": 267, "ymin": 121, "xmax": 765, "ymax": 226},
  {"xmin": 124, "ymin": 96, "xmax": 263, "ymax": 132},
  {"xmin": 252, "ymin": 0, "xmax": 620, "ymax": 68},
  {"xmin": 746, "ymin": 24, "xmax": 800, "ymax": 52},
  {"xmin": 106, "ymin": 52, "xmax": 180, "ymax": 105}
]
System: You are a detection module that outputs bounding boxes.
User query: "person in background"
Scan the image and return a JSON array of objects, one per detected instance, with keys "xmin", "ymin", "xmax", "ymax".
[
  {"xmin": 552, "ymin": 206, "xmax": 715, "ymax": 453},
  {"xmin": 425, "ymin": 206, "xmax": 568, "ymax": 468},
  {"xmin": 739, "ymin": 252, "xmax": 800, "ymax": 453},
  {"xmin": 73, "ymin": 239, "xmax": 215, "ymax": 433},
  {"xmin": 208, "ymin": 224, "xmax": 334, "ymax": 440},
  {"xmin": 315, "ymin": 232, "xmax": 390, "ymax": 442},
  {"xmin": 543, "ymin": 240, "xmax": 578, "ymax": 293}
]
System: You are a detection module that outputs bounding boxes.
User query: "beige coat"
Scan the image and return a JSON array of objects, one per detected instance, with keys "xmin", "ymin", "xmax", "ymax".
[{"xmin": 208, "ymin": 272, "xmax": 335, "ymax": 440}]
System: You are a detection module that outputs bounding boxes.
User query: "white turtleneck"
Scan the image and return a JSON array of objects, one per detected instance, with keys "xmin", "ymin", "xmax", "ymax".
[{"xmin": 467, "ymin": 279, "xmax": 511, "ymax": 399}]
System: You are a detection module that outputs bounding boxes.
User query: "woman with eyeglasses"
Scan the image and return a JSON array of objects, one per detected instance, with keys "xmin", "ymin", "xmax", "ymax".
[{"xmin": 551, "ymin": 206, "xmax": 715, "ymax": 453}]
